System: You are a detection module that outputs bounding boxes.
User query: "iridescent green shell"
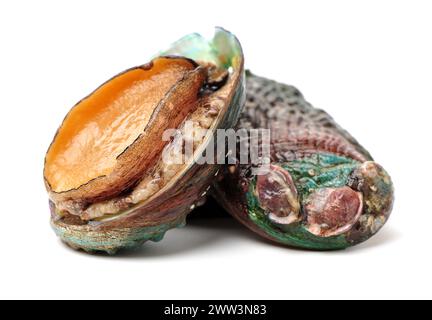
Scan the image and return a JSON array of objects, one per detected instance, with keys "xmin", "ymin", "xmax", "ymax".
[{"xmin": 213, "ymin": 74, "xmax": 394, "ymax": 250}]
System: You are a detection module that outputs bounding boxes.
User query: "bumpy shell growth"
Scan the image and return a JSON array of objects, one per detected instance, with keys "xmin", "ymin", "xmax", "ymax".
[
  {"xmin": 213, "ymin": 73, "xmax": 394, "ymax": 250},
  {"xmin": 45, "ymin": 28, "xmax": 245, "ymax": 254}
]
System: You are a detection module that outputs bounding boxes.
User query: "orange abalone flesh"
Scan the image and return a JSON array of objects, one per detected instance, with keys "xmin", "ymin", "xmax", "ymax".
[{"xmin": 44, "ymin": 28, "xmax": 245, "ymax": 254}]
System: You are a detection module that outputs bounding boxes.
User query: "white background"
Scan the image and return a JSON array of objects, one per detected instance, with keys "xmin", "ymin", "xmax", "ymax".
[{"xmin": 0, "ymin": 0, "xmax": 431, "ymax": 300}]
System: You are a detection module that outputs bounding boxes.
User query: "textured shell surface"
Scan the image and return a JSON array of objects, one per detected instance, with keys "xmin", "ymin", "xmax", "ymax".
[{"xmin": 213, "ymin": 73, "xmax": 394, "ymax": 250}]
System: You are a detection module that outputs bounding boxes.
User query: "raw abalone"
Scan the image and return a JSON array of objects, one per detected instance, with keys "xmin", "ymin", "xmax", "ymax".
[{"xmin": 44, "ymin": 28, "xmax": 245, "ymax": 254}]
